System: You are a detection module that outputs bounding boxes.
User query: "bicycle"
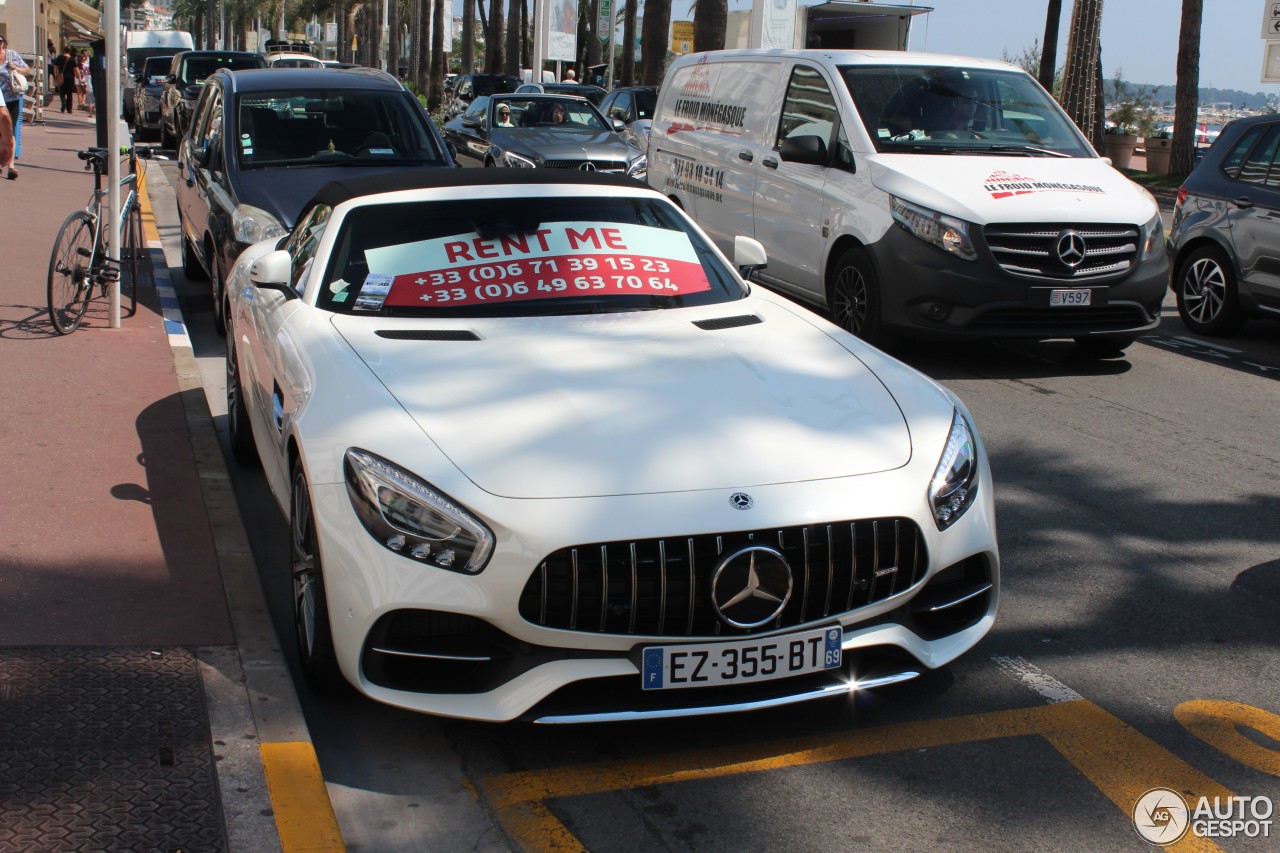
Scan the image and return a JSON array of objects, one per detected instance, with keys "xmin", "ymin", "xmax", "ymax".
[{"xmin": 46, "ymin": 146, "xmax": 154, "ymax": 335}]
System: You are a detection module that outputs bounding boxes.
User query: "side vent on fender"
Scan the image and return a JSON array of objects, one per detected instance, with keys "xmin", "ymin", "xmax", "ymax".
[
  {"xmin": 692, "ymin": 315, "xmax": 763, "ymax": 331},
  {"xmin": 374, "ymin": 330, "xmax": 481, "ymax": 341}
]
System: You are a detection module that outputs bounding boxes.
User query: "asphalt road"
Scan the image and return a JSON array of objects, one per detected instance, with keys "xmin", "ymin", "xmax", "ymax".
[{"xmin": 148, "ymin": 157, "xmax": 1280, "ymax": 853}]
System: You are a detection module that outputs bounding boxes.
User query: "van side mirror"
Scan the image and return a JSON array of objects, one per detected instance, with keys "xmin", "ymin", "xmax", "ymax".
[
  {"xmin": 249, "ymin": 250, "xmax": 293, "ymax": 290},
  {"xmin": 734, "ymin": 236, "xmax": 767, "ymax": 279},
  {"xmin": 778, "ymin": 135, "xmax": 827, "ymax": 166}
]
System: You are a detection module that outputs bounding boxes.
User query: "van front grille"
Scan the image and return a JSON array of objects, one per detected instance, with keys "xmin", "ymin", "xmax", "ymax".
[{"xmin": 984, "ymin": 223, "xmax": 1139, "ymax": 281}]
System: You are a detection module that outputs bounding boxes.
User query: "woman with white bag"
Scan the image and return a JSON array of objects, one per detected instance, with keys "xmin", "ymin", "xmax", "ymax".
[{"xmin": 0, "ymin": 33, "xmax": 33, "ymax": 180}]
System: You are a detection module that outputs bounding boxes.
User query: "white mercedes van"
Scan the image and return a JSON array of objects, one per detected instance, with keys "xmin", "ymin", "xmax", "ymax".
[{"xmin": 648, "ymin": 50, "xmax": 1168, "ymax": 355}]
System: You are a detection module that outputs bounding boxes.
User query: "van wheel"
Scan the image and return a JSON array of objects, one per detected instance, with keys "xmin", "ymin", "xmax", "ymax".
[
  {"xmin": 829, "ymin": 247, "xmax": 890, "ymax": 347},
  {"xmin": 1175, "ymin": 245, "xmax": 1245, "ymax": 336}
]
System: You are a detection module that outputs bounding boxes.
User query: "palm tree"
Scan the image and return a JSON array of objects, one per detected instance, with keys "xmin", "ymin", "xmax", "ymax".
[
  {"xmin": 486, "ymin": 0, "xmax": 505, "ymax": 74},
  {"xmin": 460, "ymin": 0, "xmax": 475, "ymax": 74},
  {"xmin": 503, "ymin": 0, "xmax": 520, "ymax": 77},
  {"xmin": 1037, "ymin": 0, "xmax": 1063, "ymax": 93},
  {"xmin": 1058, "ymin": 0, "xmax": 1104, "ymax": 149},
  {"xmin": 429, "ymin": 0, "xmax": 445, "ymax": 108},
  {"xmin": 621, "ymin": 0, "xmax": 636, "ymax": 86},
  {"xmin": 638, "ymin": 0, "xmax": 668, "ymax": 85},
  {"xmin": 1169, "ymin": 0, "xmax": 1203, "ymax": 176},
  {"xmin": 693, "ymin": 0, "xmax": 726, "ymax": 53}
]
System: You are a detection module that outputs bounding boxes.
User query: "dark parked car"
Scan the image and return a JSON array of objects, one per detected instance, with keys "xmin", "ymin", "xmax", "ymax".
[
  {"xmin": 161, "ymin": 51, "xmax": 267, "ymax": 148},
  {"xmin": 515, "ymin": 82, "xmax": 608, "ymax": 107},
  {"xmin": 175, "ymin": 67, "xmax": 456, "ymax": 335},
  {"xmin": 133, "ymin": 56, "xmax": 173, "ymax": 141},
  {"xmin": 443, "ymin": 73, "xmax": 521, "ymax": 118},
  {"xmin": 1168, "ymin": 113, "xmax": 1280, "ymax": 336},
  {"xmin": 441, "ymin": 94, "xmax": 646, "ymax": 178},
  {"xmin": 597, "ymin": 85, "xmax": 657, "ymax": 150}
]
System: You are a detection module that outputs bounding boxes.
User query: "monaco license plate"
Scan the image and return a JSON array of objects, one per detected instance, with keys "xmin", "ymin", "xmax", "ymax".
[
  {"xmin": 1049, "ymin": 288, "xmax": 1092, "ymax": 307},
  {"xmin": 641, "ymin": 625, "xmax": 842, "ymax": 690}
]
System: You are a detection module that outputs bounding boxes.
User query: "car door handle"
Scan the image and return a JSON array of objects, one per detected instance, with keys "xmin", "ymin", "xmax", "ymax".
[
  {"xmin": 738, "ymin": 151, "xmax": 753, "ymax": 163},
  {"xmin": 1234, "ymin": 197, "xmax": 1254, "ymax": 209},
  {"xmin": 762, "ymin": 157, "xmax": 779, "ymax": 170}
]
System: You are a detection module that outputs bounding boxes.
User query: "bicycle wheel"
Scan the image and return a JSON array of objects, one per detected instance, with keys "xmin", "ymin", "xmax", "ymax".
[
  {"xmin": 119, "ymin": 201, "xmax": 141, "ymax": 318},
  {"xmin": 47, "ymin": 210, "xmax": 98, "ymax": 335}
]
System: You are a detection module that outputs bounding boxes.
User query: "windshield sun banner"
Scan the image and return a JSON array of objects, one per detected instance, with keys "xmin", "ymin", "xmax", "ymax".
[{"xmin": 358, "ymin": 222, "xmax": 712, "ymax": 310}]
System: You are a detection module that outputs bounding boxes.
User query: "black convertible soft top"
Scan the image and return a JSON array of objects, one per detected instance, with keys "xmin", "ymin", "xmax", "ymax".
[{"xmin": 311, "ymin": 168, "xmax": 649, "ymax": 210}]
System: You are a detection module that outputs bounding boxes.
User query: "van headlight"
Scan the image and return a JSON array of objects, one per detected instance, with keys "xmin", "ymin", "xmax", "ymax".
[
  {"xmin": 890, "ymin": 196, "xmax": 978, "ymax": 262},
  {"xmin": 1138, "ymin": 209, "xmax": 1164, "ymax": 262},
  {"xmin": 232, "ymin": 204, "xmax": 287, "ymax": 244},
  {"xmin": 929, "ymin": 411, "xmax": 979, "ymax": 530},
  {"xmin": 344, "ymin": 449, "xmax": 494, "ymax": 574}
]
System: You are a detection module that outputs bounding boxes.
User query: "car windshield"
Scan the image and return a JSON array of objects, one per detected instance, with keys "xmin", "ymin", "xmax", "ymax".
[
  {"xmin": 237, "ymin": 90, "xmax": 448, "ymax": 168},
  {"xmin": 143, "ymin": 57, "xmax": 170, "ymax": 83},
  {"xmin": 493, "ymin": 98, "xmax": 609, "ymax": 131},
  {"xmin": 318, "ymin": 195, "xmax": 746, "ymax": 317},
  {"xmin": 180, "ymin": 54, "xmax": 263, "ymax": 84},
  {"xmin": 841, "ymin": 65, "xmax": 1093, "ymax": 157}
]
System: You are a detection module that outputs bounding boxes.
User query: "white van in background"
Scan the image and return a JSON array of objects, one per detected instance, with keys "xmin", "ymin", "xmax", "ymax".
[
  {"xmin": 123, "ymin": 30, "xmax": 194, "ymax": 124},
  {"xmin": 648, "ymin": 50, "xmax": 1169, "ymax": 356}
]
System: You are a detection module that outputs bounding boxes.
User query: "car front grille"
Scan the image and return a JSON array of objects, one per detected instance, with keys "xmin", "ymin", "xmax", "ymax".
[
  {"xmin": 543, "ymin": 159, "xmax": 628, "ymax": 172},
  {"xmin": 984, "ymin": 223, "xmax": 1139, "ymax": 281},
  {"xmin": 518, "ymin": 518, "xmax": 927, "ymax": 638}
]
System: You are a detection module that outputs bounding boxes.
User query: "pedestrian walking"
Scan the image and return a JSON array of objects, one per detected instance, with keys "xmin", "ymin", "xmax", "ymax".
[
  {"xmin": 52, "ymin": 47, "xmax": 75, "ymax": 115},
  {"xmin": 0, "ymin": 34, "xmax": 33, "ymax": 179},
  {"xmin": 75, "ymin": 51, "xmax": 89, "ymax": 110}
]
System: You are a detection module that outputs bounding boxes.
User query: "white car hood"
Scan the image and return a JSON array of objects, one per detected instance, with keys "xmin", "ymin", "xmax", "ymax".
[
  {"xmin": 869, "ymin": 155, "xmax": 1157, "ymax": 225},
  {"xmin": 332, "ymin": 304, "xmax": 910, "ymax": 499}
]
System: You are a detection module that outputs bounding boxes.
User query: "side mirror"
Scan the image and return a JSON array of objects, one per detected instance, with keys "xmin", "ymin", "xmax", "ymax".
[
  {"xmin": 611, "ymin": 117, "xmax": 626, "ymax": 133},
  {"xmin": 778, "ymin": 135, "xmax": 827, "ymax": 166},
  {"xmin": 734, "ymin": 236, "xmax": 767, "ymax": 279},
  {"xmin": 167, "ymin": 74, "xmax": 178, "ymax": 85},
  {"xmin": 249, "ymin": 250, "xmax": 293, "ymax": 289}
]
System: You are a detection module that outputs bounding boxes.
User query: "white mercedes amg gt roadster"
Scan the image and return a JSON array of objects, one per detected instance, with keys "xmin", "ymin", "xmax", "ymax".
[{"xmin": 224, "ymin": 169, "xmax": 1000, "ymax": 723}]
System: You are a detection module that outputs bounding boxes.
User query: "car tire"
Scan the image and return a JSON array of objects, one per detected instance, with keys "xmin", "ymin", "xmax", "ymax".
[
  {"xmin": 225, "ymin": 339, "xmax": 260, "ymax": 467},
  {"xmin": 161, "ymin": 116, "xmax": 175, "ymax": 150},
  {"xmin": 828, "ymin": 246, "xmax": 891, "ymax": 348},
  {"xmin": 291, "ymin": 459, "xmax": 347, "ymax": 693},
  {"xmin": 209, "ymin": 244, "xmax": 227, "ymax": 337},
  {"xmin": 1175, "ymin": 245, "xmax": 1245, "ymax": 337},
  {"xmin": 180, "ymin": 229, "xmax": 207, "ymax": 282},
  {"xmin": 1073, "ymin": 334, "xmax": 1136, "ymax": 358}
]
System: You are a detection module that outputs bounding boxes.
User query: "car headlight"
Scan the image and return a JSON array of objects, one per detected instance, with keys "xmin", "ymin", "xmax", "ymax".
[
  {"xmin": 929, "ymin": 410, "xmax": 979, "ymax": 530},
  {"xmin": 232, "ymin": 204, "xmax": 288, "ymax": 244},
  {"xmin": 344, "ymin": 449, "xmax": 494, "ymax": 574},
  {"xmin": 890, "ymin": 196, "xmax": 978, "ymax": 262},
  {"xmin": 502, "ymin": 150, "xmax": 537, "ymax": 168},
  {"xmin": 1138, "ymin": 208, "xmax": 1164, "ymax": 262},
  {"xmin": 626, "ymin": 153, "xmax": 648, "ymax": 178}
]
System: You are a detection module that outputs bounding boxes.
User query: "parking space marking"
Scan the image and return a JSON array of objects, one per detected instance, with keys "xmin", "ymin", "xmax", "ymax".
[
  {"xmin": 992, "ymin": 654, "xmax": 1084, "ymax": 703},
  {"xmin": 482, "ymin": 699, "xmax": 1231, "ymax": 852},
  {"xmin": 139, "ymin": 166, "xmax": 160, "ymax": 245},
  {"xmin": 1176, "ymin": 699, "xmax": 1280, "ymax": 777}
]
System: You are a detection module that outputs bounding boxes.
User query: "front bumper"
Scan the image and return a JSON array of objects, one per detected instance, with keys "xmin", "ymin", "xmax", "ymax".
[
  {"xmin": 863, "ymin": 224, "xmax": 1169, "ymax": 341},
  {"xmin": 308, "ymin": 456, "xmax": 1000, "ymax": 723}
]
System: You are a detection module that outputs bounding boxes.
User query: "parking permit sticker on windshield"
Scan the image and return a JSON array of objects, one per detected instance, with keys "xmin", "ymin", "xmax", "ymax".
[{"xmin": 364, "ymin": 222, "xmax": 712, "ymax": 308}]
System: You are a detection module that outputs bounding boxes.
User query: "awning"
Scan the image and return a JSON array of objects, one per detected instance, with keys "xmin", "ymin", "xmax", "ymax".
[{"xmin": 49, "ymin": 0, "xmax": 104, "ymax": 43}]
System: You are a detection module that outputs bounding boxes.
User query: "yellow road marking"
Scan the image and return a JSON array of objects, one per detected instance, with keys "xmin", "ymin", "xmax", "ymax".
[
  {"xmin": 259, "ymin": 741, "xmax": 346, "ymax": 852},
  {"xmin": 483, "ymin": 700, "xmax": 1230, "ymax": 853},
  {"xmin": 1176, "ymin": 699, "xmax": 1280, "ymax": 777},
  {"xmin": 137, "ymin": 165, "xmax": 160, "ymax": 244}
]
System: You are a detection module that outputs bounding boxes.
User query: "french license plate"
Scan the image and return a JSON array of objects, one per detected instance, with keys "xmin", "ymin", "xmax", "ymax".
[
  {"xmin": 641, "ymin": 625, "xmax": 842, "ymax": 691},
  {"xmin": 1049, "ymin": 288, "xmax": 1091, "ymax": 306}
]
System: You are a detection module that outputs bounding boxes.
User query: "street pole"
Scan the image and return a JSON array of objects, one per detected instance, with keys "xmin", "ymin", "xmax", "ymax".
[
  {"xmin": 532, "ymin": 0, "xmax": 545, "ymax": 85},
  {"xmin": 106, "ymin": 0, "xmax": 122, "ymax": 328},
  {"xmin": 381, "ymin": 0, "xmax": 389, "ymax": 72}
]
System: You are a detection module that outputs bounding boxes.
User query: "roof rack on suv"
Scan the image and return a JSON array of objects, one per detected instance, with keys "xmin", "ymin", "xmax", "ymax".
[{"xmin": 264, "ymin": 39, "xmax": 311, "ymax": 54}]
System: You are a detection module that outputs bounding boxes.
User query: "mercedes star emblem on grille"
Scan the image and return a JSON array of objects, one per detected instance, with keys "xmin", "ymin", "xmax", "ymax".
[
  {"xmin": 1056, "ymin": 229, "xmax": 1086, "ymax": 268},
  {"xmin": 579, "ymin": 162, "xmax": 596, "ymax": 171},
  {"xmin": 710, "ymin": 545, "xmax": 793, "ymax": 628},
  {"xmin": 729, "ymin": 492, "xmax": 753, "ymax": 510}
]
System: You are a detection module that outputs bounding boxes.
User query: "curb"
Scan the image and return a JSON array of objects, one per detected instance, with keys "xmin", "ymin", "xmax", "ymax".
[{"xmin": 139, "ymin": 161, "xmax": 346, "ymax": 853}]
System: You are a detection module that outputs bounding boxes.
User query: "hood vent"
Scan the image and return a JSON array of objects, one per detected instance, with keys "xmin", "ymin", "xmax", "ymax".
[
  {"xmin": 693, "ymin": 314, "xmax": 762, "ymax": 331},
  {"xmin": 375, "ymin": 329, "xmax": 481, "ymax": 341}
]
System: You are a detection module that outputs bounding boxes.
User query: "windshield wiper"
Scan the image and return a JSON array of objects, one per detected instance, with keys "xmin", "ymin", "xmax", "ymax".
[{"xmin": 971, "ymin": 144, "xmax": 1072, "ymax": 158}]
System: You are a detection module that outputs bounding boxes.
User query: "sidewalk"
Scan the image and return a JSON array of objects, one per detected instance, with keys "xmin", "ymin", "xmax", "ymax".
[{"xmin": 0, "ymin": 113, "xmax": 339, "ymax": 851}]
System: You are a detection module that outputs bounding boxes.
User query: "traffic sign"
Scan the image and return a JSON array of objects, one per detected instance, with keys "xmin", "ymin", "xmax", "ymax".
[
  {"xmin": 598, "ymin": 0, "xmax": 612, "ymax": 44},
  {"xmin": 1262, "ymin": 1, "xmax": 1280, "ymax": 37},
  {"xmin": 1263, "ymin": 40, "xmax": 1280, "ymax": 82}
]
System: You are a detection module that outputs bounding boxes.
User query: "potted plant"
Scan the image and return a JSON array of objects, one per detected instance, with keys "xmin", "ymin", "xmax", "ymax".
[
  {"xmin": 1143, "ymin": 127, "xmax": 1173, "ymax": 175},
  {"xmin": 1102, "ymin": 72, "xmax": 1153, "ymax": 170},
  {"xmin": 1104, "ymin": 121, "xmax": 1140, "ymax": 169}
]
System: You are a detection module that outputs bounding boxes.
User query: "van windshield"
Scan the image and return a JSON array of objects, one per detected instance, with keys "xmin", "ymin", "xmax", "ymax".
[{"xmin": 841, "ymin": 66, "xmax": 1093, "ymax": 157}]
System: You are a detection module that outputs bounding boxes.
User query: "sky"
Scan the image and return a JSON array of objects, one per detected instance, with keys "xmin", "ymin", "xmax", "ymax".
[{"xmin": 909, "ymin": 0, "xmax": 1277, "ymax": 95}]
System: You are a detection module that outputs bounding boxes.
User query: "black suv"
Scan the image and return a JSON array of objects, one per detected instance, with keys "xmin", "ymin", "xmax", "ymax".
[
  {"xmin": 1168, "ymin": 113, "xmax": 1280, "ymax": 336},
  {"xmin": 161, "ymin": 51, "xmax": 266, "ymax": 148},
  {"xmin": 175, "ymin": 67, "xmax": 456, "ymax": 335},
  {"xmin": 444, "ymin": 73, "xmax": 521, "ymax": 118}
]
